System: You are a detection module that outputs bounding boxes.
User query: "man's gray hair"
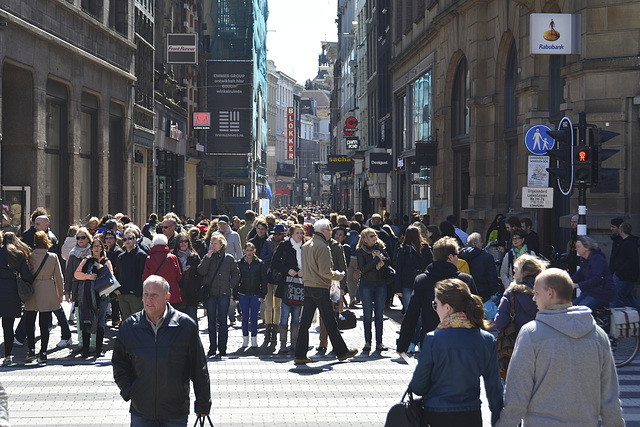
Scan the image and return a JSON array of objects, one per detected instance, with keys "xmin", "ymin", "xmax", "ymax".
[
  {"xmin": 314, "ymin": 218, "xmax": 332, "ymax": 232},
  {"xmin": 467, "ymin": 232, "xmax": 482, "ymax": 247},
  {"xmin": 143, "ymin": 275, "xmax": 170, "ymax": 294}
]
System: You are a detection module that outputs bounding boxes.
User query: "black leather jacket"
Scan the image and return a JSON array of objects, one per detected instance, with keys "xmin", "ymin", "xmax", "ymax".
[
  {"xmin": 356, "ymin": 243, "xmax": 389, "ymax": 285},
  {"xmin": 234, "ymin": 256, "xmax": 267, "ymax": 299},
  {"xmin": 112, "ymin": 304, "xmax": 211, "ymax": 420}
]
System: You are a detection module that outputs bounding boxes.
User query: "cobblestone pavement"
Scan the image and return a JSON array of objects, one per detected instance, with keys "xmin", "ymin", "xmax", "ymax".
[{"xmin": 8, "ymin": 298, "xmax": 639, "ymax": 426}]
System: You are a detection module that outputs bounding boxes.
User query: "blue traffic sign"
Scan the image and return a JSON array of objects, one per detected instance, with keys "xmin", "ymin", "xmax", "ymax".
[{"xmin": 524, "ymin": 125, "xmax": 554, "ymax": 155}]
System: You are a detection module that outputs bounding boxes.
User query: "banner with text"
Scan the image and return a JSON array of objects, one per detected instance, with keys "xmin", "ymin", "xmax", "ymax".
[
  {"xmin": 286, "ymin": 107, "xmax": 295, "ymax": 160},
  {"xmin": 206, "ymin": 60, "xmax": 252, "ymax": 154}
]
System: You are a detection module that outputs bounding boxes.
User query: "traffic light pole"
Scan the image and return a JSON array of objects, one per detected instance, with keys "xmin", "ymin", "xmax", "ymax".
[
  {"xmin": 577, "ymin": 113, "xmax": 588, "ymax": 237},
  {"xmin": 578, "ymin": 184, "xmax": 587, "ymax": 236}
]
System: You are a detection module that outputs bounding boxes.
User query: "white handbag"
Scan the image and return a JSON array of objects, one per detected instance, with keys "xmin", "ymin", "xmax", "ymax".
[{"xmin": 610, "ymin": 307, "xmax": 640, "ymax": 339}]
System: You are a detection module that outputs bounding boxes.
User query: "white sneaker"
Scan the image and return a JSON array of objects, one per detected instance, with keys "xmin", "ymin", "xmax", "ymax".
[
  {"xmin": 56, "ymin": 338, "xmax": 74, "ymax": 348},
  {"xmin": 13, "ymin": 338, "xmax": 23, "ymax": 347}
]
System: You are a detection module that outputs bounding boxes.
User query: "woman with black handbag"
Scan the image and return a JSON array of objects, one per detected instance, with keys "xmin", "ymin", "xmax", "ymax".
[
  {"xmin": 23, "ymin": 231, "xmax": 64, "ymax": 363},
  {"xmin": 408, "ymin": 278, "xmax": 503, "ymax": 426},
  {"xmin": 0, "ymin": 232, "xmax": 33, "ymax": 366},
  {"xmin": 271, "ymin": 224, "xmax": 306, "ymax": 353},
  {"xmin": 74, "ymin": 238, "xmax": 113, "ymax": 358},
  {"xmin": 356, "ymin": 228, "xmax": 391, "ymax": 353},
  {"xmin": 197, "ymin": 234, "xmax": 240, "ymax": 358}
]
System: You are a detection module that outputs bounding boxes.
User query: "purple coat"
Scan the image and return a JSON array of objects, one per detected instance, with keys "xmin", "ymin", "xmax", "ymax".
[
  {"xmin": 493, "ymin": 277, "xmax": 538, "ymax": 332},
  {"xmin": 572, "ymin": 249, "xmax": 615, "ymax": 304}
]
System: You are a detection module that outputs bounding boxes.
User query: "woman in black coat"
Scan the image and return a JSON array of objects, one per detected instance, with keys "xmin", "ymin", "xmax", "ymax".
[
  {"xmin": 271, "ymin": 224, "xmax": 306, "ymax": 353},
  {"xmin": 233, "ymin": 242, "xmax": 267, "ymax": 348},
  {"xmin": 173, "ymin": 234, "xmax": 203, "ymax": 323},
  {"xmin": 0, "ymin": 233, "xmax": 34, "ymax": 365},
  {"xmin": 356, "ymin": 228, "xmax": 390, "ymax": 352}
]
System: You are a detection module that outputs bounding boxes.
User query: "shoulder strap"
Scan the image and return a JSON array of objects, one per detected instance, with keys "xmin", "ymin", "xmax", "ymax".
[
  {"xmin": 153, "ymin": 255, "xmax": 168, "ymax": 275},
  {"xmin": 33, "ymin": 253, "xmax": 49, "ymax": 279},
  {"xmin": 509, "ymin": 289, "xmax": 516, "ymax": 319},
  {"xmin": 209, "ymin": 255, "xmax": 226, "ymax": 281}
]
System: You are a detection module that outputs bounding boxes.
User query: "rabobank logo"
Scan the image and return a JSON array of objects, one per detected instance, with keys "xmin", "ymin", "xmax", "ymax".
[{"xmin": 543, "ymin": 19, "xmax": 560, "ymax": 41}]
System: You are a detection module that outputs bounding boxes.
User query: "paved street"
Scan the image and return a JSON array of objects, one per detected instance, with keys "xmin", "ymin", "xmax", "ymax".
[{"xmin": 0, "ymin": 300, "xmax": 637, "ymax": 426}]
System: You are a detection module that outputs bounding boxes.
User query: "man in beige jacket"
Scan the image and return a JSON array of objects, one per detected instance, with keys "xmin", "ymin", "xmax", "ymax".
[{"xmin": 294, "ymin": 219, "xmax": 358, "ymax": 364}]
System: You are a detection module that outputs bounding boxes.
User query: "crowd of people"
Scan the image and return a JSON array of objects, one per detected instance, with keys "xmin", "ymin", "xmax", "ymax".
[{"xmin": 0, "ymin": 205, "xmax": 631, "ymax": 425}]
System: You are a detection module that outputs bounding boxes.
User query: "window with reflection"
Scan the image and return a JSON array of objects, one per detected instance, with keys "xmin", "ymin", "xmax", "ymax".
[
  {"xmin": 452, "ymin": 56, "xmax": 470, "ymax": 139},
  {"xmin": 412, "ymin": 71, "xmax": 432, "ymax": 147}
]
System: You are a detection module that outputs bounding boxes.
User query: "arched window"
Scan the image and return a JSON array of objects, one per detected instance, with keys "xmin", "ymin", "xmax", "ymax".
[
  {"xmin": 504, "ymin": 41, "xmax": 518, "ymax": 129},
  {"xmin": 451, "ymin": 56, "xmax": 469, "ymax": 139}
]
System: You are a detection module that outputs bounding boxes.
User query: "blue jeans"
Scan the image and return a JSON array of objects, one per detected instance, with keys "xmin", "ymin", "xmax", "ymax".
[
  {"xmin": 238, "ymin": 294, "xmax": 261, "ymax": 337},
  {"xmin": 573, "ymin": 293, "xmax": 607, "ymax": 311},
  {"xmin": 53, "ymin": 307, "xmax": 71, "ymax": 340},
  {"xmin": 130, "ymin": 414, "xmax": 187, "ymax": 427},
  {"xmin": 280, "ymin": 301, "xmax": 301, "ymax": 326},
  {"xmin": 613, "ymin": 273, "xmax": 640, "ymax": 312},
  {"xmin": 206, "ymin": 295, "xmax": 230, "ymax": 353},
  {"xmin": 360, "ymin": 282, "xmax": 386, "ymax": 345},
  {"xmin": 183, "ymin": 305, "xmax": 198, "ymax": 323}
]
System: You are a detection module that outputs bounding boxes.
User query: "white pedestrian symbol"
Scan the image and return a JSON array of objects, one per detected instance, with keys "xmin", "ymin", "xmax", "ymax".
[
  {"xmin": 542, "ymin": 137, "xmax": 552, "ymax": 150},
  {"xmin": 532, "ymin": 128, "xmax": 544, "ymax": 151}
]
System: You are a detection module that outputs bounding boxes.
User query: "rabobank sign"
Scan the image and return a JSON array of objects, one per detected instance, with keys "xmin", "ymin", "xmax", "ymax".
[{"xmin": 530, "ymin": 14, "xmax": 581, "ymax": 55}]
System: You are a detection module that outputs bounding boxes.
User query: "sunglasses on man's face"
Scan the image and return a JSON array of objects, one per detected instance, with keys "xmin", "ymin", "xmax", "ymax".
[
  {"xmin": 76, "ymin": 236, "xmax": 87, "ymax": 240},
  {"xmin": 123, "ymin": 237, "xmax": 135, "ymax": 242}
]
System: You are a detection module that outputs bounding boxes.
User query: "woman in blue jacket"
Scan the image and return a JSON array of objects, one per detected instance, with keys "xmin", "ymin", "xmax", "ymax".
[{"xmin": 409, "ymin": 278, "xmax": 503, "ymax": 426}]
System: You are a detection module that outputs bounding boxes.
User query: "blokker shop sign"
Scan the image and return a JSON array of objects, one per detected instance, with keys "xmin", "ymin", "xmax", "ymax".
[{"xmin": 530, "ymin": 14, "xmax": 581, "ymax": 55}]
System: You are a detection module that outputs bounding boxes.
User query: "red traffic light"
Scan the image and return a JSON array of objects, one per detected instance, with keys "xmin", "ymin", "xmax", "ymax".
[{"xmin": 576, "ymin": 148, "xmax": 590, "ymax": 162}]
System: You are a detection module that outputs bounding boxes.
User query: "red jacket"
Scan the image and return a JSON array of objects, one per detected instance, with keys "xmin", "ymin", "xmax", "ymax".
[{"xmin": 143, "ymin": 245, "xmax": 183, "ymax": 304}]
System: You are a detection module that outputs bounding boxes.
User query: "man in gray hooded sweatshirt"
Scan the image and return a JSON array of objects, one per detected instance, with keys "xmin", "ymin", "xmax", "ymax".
[{"xmin": 497, "ymin": 268, "xmax": 624, "ymax": 427}]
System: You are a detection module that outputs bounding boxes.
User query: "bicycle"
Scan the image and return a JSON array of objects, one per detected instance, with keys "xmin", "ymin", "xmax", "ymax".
[{"xmin": 593, "ymin": 306, "xmax": 640, "ymax": 367}]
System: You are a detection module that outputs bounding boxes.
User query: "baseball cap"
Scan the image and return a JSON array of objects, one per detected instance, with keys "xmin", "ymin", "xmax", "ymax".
[
  {"xmin": 272, "ymin": 223, "xmax": 287, "ymax": 234},
  {"xmin": 218, "ymin": 215, "xmax": 229, "ymax": 224}
]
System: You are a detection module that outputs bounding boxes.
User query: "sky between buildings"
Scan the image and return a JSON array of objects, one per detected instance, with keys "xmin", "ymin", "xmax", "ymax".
[{"xmin": 266, "ymin": 0, "xmax": 338, "ymax": 84}]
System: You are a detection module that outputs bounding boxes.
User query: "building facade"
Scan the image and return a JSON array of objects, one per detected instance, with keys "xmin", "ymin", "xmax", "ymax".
[
  {"xmin": 200, "ymin": 0, "xmax": 268, "ymax": 217},
  {"xmin": 389, "ymin": 0, "xmax": 640, "ymax": 252},
  {"xmin": 0, "ymin": 0, "xmax": 135, "ymax": 239}
]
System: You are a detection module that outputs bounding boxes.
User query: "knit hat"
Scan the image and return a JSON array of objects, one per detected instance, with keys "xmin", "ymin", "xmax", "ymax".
[{"xmin": 611, "ymin": 217, "xmax": 624, "ymax": 227}]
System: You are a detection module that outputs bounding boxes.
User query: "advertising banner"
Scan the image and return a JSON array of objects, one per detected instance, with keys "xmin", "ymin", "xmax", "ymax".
[
  {"xmin": 286, "ymin": 107, "xmax": 295, "ymax": 159},
  {"xmin": 530, "ymin": 14, "xmax": 581, "ymax": 55},
  {"xmin": 327, "ymin": 155, "xmax": 352, "ymax": 173},
  {"xmin": 369, "ymin": 153, "xmax": 392, "ymax": 173},
  {"xmin": 167, "ymin": 34, "xmax": 197, "ymax": 64},
  {"xmin": 206, "ymin": 61, "xmax": 252, "ymax": 154}
]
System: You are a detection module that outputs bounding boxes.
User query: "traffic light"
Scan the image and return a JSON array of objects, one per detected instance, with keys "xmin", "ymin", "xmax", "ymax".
[
  {"xmin": 574, "ymin": 146, "xmax": 592, "ymax": 184},
  {"xmin": 546, "ymin": 121, "xmax": 574, "ymax": 195},
  {"xmin": 589, "ymin": 127, "xmax": 620, "ymax": 186}
]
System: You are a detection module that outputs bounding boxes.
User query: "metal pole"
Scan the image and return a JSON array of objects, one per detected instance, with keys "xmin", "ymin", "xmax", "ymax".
[{"xmin": 577, "ymin": 184, "xmax": 587, "ymax": 236}]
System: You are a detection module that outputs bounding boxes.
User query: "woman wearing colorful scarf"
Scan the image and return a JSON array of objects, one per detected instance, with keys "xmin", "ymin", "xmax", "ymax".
[
  {"xmin": 408, "ymin": 278, "xmax": 503, "ymax": 427},
  {"xmin": 173, "ymin": 234, "xmax": 202, "ymax": 322},
  {"xmin": 499, "ymin": 228, "xmax": 535, "ymax": 290}
]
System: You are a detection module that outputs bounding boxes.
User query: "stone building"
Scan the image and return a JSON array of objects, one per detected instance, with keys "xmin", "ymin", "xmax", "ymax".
[
  {"xmin": 0, "ymin": 0, "xmax": 135, "ymax": 239},
  {"xmin": 389, "ymin": 0, "xmax": 640, "ymax": 252}
]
